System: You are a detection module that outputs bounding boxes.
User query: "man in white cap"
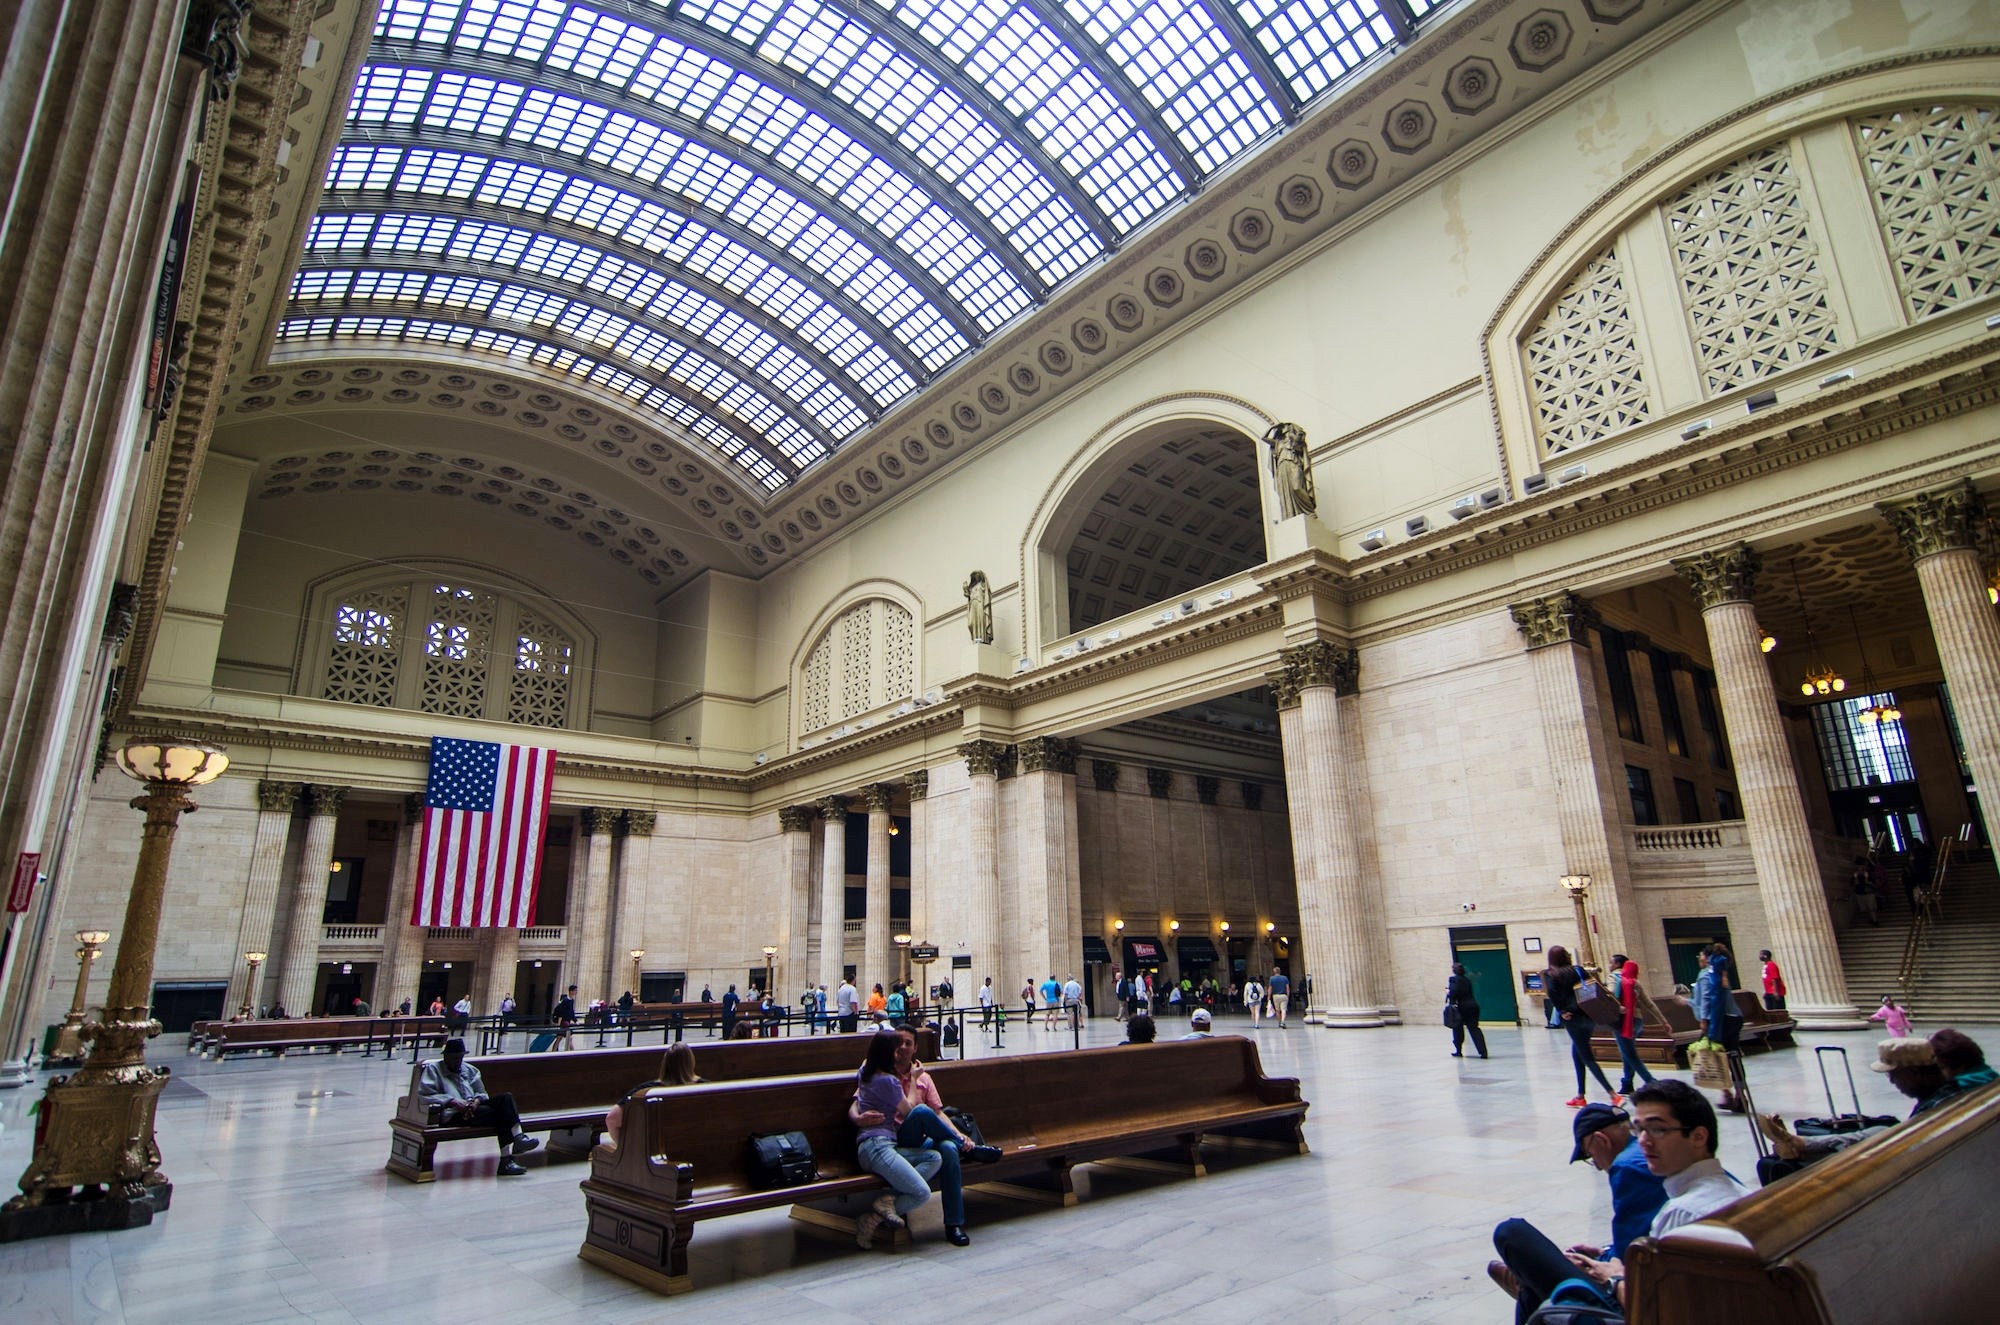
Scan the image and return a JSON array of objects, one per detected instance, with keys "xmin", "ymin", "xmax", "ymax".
[{"xmin": 1179, "ymin": 1007, "xmax": 1215, "ymax": 1040}]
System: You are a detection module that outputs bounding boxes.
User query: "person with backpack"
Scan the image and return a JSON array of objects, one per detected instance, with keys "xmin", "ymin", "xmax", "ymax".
[
  {"xmin": 553, "ymin": 984, "xmax": 578, "ymax": 1050},
  {"xmin": 1244, "ymin": 976, "xmax": 1264, "ymax": 1028}
]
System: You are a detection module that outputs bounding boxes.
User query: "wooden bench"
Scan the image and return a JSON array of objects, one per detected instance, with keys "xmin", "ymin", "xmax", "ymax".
[
  {"xmin": 1625, "ymin": 1081, "xmax": 2000, "ymax": 1324},
  {"xmin": 1592, "ymin": 993, "xmax": 1703, "ymax": 1069},
  {"xmin": 385, "ymin": 1028, "xmax": 936, "ymax": 1182},
  {"xmin": 209, "ymin": 1015, "xmax": 445, "ymax": 1059},
  {"xmin": 578, "ymin": 1036, "xmax": 1309, "ymax": 1294},
  {"xmin": 1734, "ymin": 989, "xmax": 1798, "ymax": 1051}
]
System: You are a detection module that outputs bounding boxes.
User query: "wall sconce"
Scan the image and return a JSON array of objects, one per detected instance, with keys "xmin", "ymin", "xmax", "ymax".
[
  {"xmin": 1168, "ymin": 919, "xmax": 1180, "ymax": 933},
  {"xmin": 1113, "ymin": 919, "xmax": 1124, "ymax": 932},
  {"xmin": 1264, "ymin": 921, "xmax": 1275, "ymax": 934},
  {"xmin": 1219, "ymin": 921, "xmax": 1230, "ymax": 933}
]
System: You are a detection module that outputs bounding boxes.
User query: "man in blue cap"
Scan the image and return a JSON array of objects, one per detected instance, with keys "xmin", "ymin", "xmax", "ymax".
[{"xmin": 1486, "ymin": 1102, "xmax": 1667, "ymax": 1322}]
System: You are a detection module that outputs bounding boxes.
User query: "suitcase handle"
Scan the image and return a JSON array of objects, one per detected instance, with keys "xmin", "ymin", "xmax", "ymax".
[{"xmin": 1814, "ymin": 1044, "xmax": 1862, "ymax": 1119}]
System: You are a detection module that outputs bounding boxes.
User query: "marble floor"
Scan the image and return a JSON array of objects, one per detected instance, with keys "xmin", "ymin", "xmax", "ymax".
[{"xmin": 0, "ymin": 1013, "xmax": 1967, "ymax": 1324}]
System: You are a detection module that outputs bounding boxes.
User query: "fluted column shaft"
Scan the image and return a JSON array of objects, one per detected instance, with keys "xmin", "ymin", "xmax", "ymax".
[
  {"xmin": 1016, "ymin": 738, "xmax": 1081, "ymax": 990},
  {"xmin": 817, "ymin": 798, "xmax": 849, "ymax": 990},
  {"xmin": 906, "ymin": 772, "xmax": 930, "ymax": 957},
  {"xmin": 1882, "ymin": 483, "xmax": 2000, "ymax": 854},
  {"xmin": 863, "ymin": 784, "xmax": 894, "ymax": 994},
  {"xmin": 962, "ymin": 742, "xmax": 1005, "ymax": 991},
  {"xmin": 226, "ymin": 782, "xmax": 298, "ymax": 1016},
  {"xmin": 778, "ymin": 807, "xmax": 816, "ymax": 1001},
  {"xmin": 477, "ymin": 927, "xmax": 517, "ymax": 1015},
  {"xmin": 611, "ymin": 811, "xmax": 655, "ymax": 999},
  {"xmin": 277, "ymin": 786, "xmax": 347, "ymax": 1015},
  {"xmin": 1292, "ymin": 684, "xmax": 1384, "ymax": 1026},
  {"xmin": 1677, "ymin": 548, "xmax": 1860, "ymax": 1027},
  {"xmin": 380, "ymin": 797, "xmax": 427, "ymax": 1013},
  {"xmin": 572, "ymin": 807, "xmax": 619, "ymax": 1002},
  {"xmin": 1511, "ymin": 594, "xmax": 1637, "ymax": 966}
]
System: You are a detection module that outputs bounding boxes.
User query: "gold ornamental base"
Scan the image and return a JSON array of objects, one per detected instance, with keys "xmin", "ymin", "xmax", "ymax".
[{"xmin": 0, "ymin": 1063, "xmax": 172, "ymax": 1241}]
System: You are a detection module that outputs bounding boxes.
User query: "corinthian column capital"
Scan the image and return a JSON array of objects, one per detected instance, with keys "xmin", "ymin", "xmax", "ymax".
[
  {"xmin": 1019, "ymin": 735, "xmax": 1078, "ymax": 775},
  {"xmin": 256, "ymin": 780, "xmax": 301, "ymax": 813},
  {"xmin": 905, "ymin": 769, "xmax": 929, "ymax": 801},
  {"xmin": 306, "ymin": 784, "xmax": 348, "ymax": 817},
  {"xmin": 816, "ymin": 794, "xmax": 849, "ymax": 822},
  {"xmin": 1672, "ymin": 545, "xmax": 1761, "ymax": 611},
  {"xmin": 1880, "ymin": 480, "xmax": 1989, "ymax": 562},
  {"xmin": 863, "ymin": 782, "xmax": 896, "ymax": 813},
  {"xmin": 960, "ymin": 740, "xmax": 1005, "ymax": 777},
  {"xmin": 779, "ymin": 804, "xmax": 818, "ymax": 833},
  {"xmin": 1509, "ymin": 591, "xmax": 1597, "ymax": 648},
  {"xmin": 1280, "ymin": 640, "xmax": 1358, "ymax": 694}
]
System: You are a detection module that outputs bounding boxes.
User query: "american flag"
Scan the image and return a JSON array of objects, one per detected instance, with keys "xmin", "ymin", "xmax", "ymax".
[{"xmin": 413, "ymin": 737, "xmax": 556, "ymax": 928}]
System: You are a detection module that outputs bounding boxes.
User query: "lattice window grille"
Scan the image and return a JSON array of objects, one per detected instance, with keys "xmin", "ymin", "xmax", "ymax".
[
  {"xmin": 1854, "ymin": 103, "xmax": 2000, "ymax": 321},
  {"xmin": 883, "ymin": 602, "xmax": 914, "ymax": 703},
  {"xmin": 802, "ymin": 635, "xmax": 833, "ymax": 732},
  {"xmin": 324, "ymin": 586, "xmax": 407, "ymax": 707},
  {"xmin": 507, "ymin": 608, "xmax": 573, "ymax": 729},
  {"xmin": 1665, "ymin": 145, "xmax": 1840, "ymax": 395},
  {"xmin": 421, "ymin": 583, "xmax": 496, "ymax": 719},
  {"xmin": 840, "ymin": 603, "xmax": 873, "ymax": 721},
  {"xmin": 1523, "ymin": 247, "xmax": 1651, "ymax": 457}
]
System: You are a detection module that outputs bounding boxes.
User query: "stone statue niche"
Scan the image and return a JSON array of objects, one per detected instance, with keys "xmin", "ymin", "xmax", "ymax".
[
  {"xmin": 964, "ymin": 570, "xmax": 994, "ymax": 644},
  {"xmin": 1264, "ymin": 421, "xmax": 1317, "ymax": 520}
]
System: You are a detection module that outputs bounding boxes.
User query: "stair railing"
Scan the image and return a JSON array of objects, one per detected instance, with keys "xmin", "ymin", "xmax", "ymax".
[{"xmin": 1897, "ymin": 825, "xmax": 1971, "ymax": 994}]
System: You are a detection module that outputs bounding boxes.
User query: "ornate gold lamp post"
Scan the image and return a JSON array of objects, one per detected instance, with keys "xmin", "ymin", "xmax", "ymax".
[
  {"xmin": 629, "ymin": 948, "xmax": 645, "ymax": 996},
  {"xmin": 761, "ymin": 944, "xmax": 777, "ymax": 999},
  {"xmin": 1560, "ymin": 873, "xmax": 1596, "ymax": 971},
  {"xmin": 49, "ymin": 930, "xmax": 112, "ymax": 1064},
  {"xmin": 239, "ymin": 950, "xmax": 265, "ymax": 1019},
  {"xmin": 1, "ymin": 738, "xmax": 228, "ymax": 1239}
]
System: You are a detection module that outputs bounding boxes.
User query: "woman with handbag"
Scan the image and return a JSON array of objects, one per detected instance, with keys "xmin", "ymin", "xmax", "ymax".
[
  {"xmin": 849, "ymin": 1028, "xmax": 999, "ymax": 1250},
  {"xmin": 1696, "ymin": 949, "xmax": 1746, "ymax": 1112},
  {"xmin": 1446, "ymin": 963, "xmax": 1487, "ymax": 1058},
  {"xmin": 1544, "ymin": 946, "xmax": 1622, "ymax": 1108},
  {"xmin": 1607, "ymin": 955, "xmax": 1658, "ymax": 1095}
]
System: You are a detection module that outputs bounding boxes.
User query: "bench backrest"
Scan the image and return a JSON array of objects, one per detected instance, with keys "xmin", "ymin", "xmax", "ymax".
[
  {"xmin": 592, "ymin": 1035, "xmax": 1299, "ymax": 1196},
  {"xmin": 403, "ymin": 1028, "xmax": 936, "ymax": 1121},
  {"xmin": 1627, "ymin": 1081, "xmax": 2000, "ymax": 1325},
  {"xmin": 218, "ymin": 1015, "xmax": 443, "ymax": 1045},
  {"xmin": 1657, "ymin": 997, "xmax": 1701, "ymax": 1033}
]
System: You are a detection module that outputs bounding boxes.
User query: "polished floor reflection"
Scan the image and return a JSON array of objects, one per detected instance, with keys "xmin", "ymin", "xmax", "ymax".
[{"xmin": 0, "ymin": 1013, "xmax": 1956, "ymax": 1323}]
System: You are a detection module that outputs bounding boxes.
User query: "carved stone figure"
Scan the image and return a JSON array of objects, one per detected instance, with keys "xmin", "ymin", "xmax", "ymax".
[
  {"xmin": 964, "ymin": 570, "xmax": 993, "ymax": 644},
  {"xmin": 1264, "ymin": 421, "xmax": 1317, "ymax": 519}
]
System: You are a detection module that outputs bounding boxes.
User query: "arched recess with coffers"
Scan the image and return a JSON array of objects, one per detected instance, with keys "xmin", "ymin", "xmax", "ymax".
[
  {"xmin": 296, "ymin": 559, "xmax": 597, "ymax": 730},
  {"xmin": 1022, "ymin": 393, "xmax": 1278, "ymax": 651},
  {"xmin": 789, "ymin": 580, "xmax": 924, "ymax": 747},
  {"xmin": 1485, "ymin": 55, "xmax": 2000, "ymax": 489}
]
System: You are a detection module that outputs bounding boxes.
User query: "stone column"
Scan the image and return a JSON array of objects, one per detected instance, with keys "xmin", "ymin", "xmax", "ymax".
[
  {"xmin": 380, "ymin": 796, "xmax": 428, "ymax": 1013},
  {"xmin": 276, "ymin": 785, "xmax": 348, "ymax": 1016},
  {"xmin": 1674, "ymin": 546, "xmax": 1862, "ymax": 1027},
  {"xmin": 477, "ymin": 925, "xmax": 518, "ymax": 1016},
  {"xmin": 905, "ymin": 771, "xmax": 930, "ymax": 947},
  {"xmin": 611, "ymin": 810, "xmax": 656, "ymax": 999},
  {"xmin": 226, "ymin": 781, "xmax": 299, "ymax": 1016},
  {"xmin": 1017, "ymin": 737, "xmax": 1081, "ymax": 989},
  {"xmin": 961, "ymin": 741, "xmax": 1006, "ymax": 991},
  {"xmin": 1279, "ymin": 643, "xmax": 1384, "ymax": 1027},
  {"xmin": 1882, "ymin": 481, "xmax": 2000, "ymax": 855},
  {"xmin": 862, "ymin": 783, "xmax": 896, "ymax": 996},
  {"xmin": 1508, "ymin": 592, "xmax": 1639, "ymax": 966},
  {"xmin": 566, "ymin": 807, "xmax": 619, "ymax": 1003},
  {"xmin": 777, "ymin": 806, "xmax": 816, "ymax": 1001},
  {"xmin": 816, "ymin": 796, "xmax": 850, "ymax": 990}
]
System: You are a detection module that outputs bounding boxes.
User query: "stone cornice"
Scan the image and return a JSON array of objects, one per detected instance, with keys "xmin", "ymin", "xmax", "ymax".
[{"xmin": 1006, "ymin": 601, "xmax": 1284, "ymax": 703}]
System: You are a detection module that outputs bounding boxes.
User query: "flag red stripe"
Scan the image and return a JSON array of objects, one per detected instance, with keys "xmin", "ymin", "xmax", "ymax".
[{"xmin": 414, "ymin": 740, "xmax": 556, "ymax": 931}]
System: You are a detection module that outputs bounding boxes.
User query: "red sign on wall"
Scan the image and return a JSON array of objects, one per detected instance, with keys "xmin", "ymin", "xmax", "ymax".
[{"xmin": 7, "ymin": 851, "xmax": 41, "ymax": 913}]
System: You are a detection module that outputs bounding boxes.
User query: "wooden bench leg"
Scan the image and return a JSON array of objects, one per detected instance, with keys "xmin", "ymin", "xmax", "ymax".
[
  {"xmin": 790, "ymin": 1191, "xmax": 914, "ymax": 1248},
  {"xmin": 971, "ymin": 1160, "xmax": 1077, "ymax": 1207},
  {"xmin": 385, "ymin": 1130, "xmax": 437, "ymax": 1183},
  {"xmin": 1094, "ymin": 1135, "xmax": 1207, "ymax": 1179},
  {"xmin": 579, "ymin": 1206, "xmax": 694, "ymax": 1294}
]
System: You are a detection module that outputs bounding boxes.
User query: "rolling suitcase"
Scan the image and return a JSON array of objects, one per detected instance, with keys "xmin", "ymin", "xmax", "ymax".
[
  {"xmin": 529, "ymin": 1031, "xmax": 559, "ymax": 1053},
  {"xmin": 1793, "ymin": 1045, "xmax": 1897, "ymax": 1135}
]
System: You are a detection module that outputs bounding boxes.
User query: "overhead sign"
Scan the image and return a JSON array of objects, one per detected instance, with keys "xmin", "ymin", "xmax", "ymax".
[{"xmin": 910, "ymin": 944, "xmax": 939, "ymax": 963}]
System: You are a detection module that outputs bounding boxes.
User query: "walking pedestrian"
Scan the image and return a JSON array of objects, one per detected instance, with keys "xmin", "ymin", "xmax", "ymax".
[
  {"xmin": 1446, "ymin": 962, "xmax": 1488, "ymax": 1059},
  {"xmin": 1608, "ymin": 955, "xmax": 1657, "ymax": 1093},
  {"xmin": 1545, "ymin": 946, "xmax": 1621, "ymax": 1108}
]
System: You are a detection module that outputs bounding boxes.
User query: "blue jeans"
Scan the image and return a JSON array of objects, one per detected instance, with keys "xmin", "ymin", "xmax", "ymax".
[
  {"xmin": 1614, "ymin": 1026, "xmax": 1658, "ymax": 1089},
  {"xmin": 895, "ymin": 1104, "xmax": 966, "ymax": 1226},
  {"xmin": 857, "ymin": 1120, "xmax": 953, "ymax": 1223}
]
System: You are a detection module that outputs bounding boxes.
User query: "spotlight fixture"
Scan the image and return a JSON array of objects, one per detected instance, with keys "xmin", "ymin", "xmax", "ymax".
[
  {"xmin": 1746, "ymin": 388, "xmax": 1779, "ymax": 412},
  {"xmin": 1680, "ymin": 419, "xmax": 1714, "ymax": 440},
  {"xmin": 1479, "ymin": 487, "xmax": 1505, "ymax": 510},
  {"xmin": 1405, "ymin": 515, "xmax": 1429, "ymax": 537},
  {"xmin": 1521, "ymin": 473, "xmax": 1550, "ymax": 495},
  {"xmin": 1449, "ymin": 495, "xmax": 1478, "ymax": 520},
  {"xmin": 1358, "ymin": 529, "xmax": 1387, "ymax": 552},
  {"xmin": 1818, "ymin": 369, "xmax": 1854, "ymax": 388},
  {"xmin": 1211, "ymin": 589, "xmax": 1233, "ymax": 604},
  {"xmin": 1558, "ymin": 463, "xmax": 1588, "ymax": 484}
]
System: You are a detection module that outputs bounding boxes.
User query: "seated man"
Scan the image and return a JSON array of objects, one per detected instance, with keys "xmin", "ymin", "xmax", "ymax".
[
  {"xmin": 1179, "ymin": 1007, "xmax": 1214, "ymax": 1040},
  {"xmin": 1756, "ymin": 1034, "xmax": 1977, "ymax": 1184},
  {"xmin": 1542, "ymin": 1080, "xmax": 1748, "ymax": 1314},
  {"xmin": 1489, "ymin": 1103, "xmax": 1668, "ymax": 1322},
  {"xmin": 418, "ymin": 1036, "xmax": 542, "ymax": 1176}
]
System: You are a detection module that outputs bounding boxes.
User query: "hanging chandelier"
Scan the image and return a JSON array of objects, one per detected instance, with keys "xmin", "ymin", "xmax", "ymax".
[
  {"xmin": 1848, "ymin": 605, "xmax": 1899, "ymax": 725},
  {"xmin": 1791, "ymin": 561, "xmax": 1844, "ymax": 698}
]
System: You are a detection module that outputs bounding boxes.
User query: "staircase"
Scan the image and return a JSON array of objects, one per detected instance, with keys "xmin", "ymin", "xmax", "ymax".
[{"xmin": 1837, "ymin": 856, "xmax": 2000, "ymax": 1024}]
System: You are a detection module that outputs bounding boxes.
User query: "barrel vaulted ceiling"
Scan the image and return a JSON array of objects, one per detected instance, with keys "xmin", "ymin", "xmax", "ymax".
[{"xmin": 223, "ymin": 0, "xmax": 1697, "ymax": 583}]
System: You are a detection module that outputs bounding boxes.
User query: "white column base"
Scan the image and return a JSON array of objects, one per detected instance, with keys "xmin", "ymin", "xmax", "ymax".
[
  {"xmin": 1790, "ymin": 1007, "xmax": 1870, "ymax": 1031},
  {"xmin": 0, "ymin": 1055, "xmax": 33, "ymax": 1088},
  {"xmin": 1318, "ymin": 1009, "xmax": 1387, "ymax": 1028}
]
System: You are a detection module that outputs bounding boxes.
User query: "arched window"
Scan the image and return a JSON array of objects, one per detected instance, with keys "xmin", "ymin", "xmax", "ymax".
[
  {"xmin": 796, "ymin": 596, "xmax": 917, "ymax": 739},
  {"xmin": 308, "ymin": 568, "xmax": 588, "ymax": 729}
]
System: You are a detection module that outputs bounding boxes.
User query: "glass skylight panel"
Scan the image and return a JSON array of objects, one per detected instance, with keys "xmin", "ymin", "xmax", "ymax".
[
  {"xmin": 1071, "ymin": 0, "xmax": 1287, "ymax": 172},
  {"xmin": 1230, "ymin": 0, "xmax": 1396, "ymax": 104}
]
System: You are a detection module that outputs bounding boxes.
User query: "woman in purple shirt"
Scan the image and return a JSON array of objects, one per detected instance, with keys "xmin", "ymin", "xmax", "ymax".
[{"xmin": 850, "ymin": 1029, "xmax": 982, "ymax": 1248}]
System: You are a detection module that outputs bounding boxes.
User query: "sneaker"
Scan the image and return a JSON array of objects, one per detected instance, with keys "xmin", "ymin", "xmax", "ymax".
[
  {"xmin": 496, "ymin": 1158, "xmax": 527, "ymax": 1176},
  {"xmin": 1564, "ymin": 1096, "xmax": 1587, "ymax": 1108},
  {"xmin": 964, "ymin": 1144, "xmax": 1003, "ymax": 1164},
  {"xmin": 854, "ymin": 1211, "xmax": 883, "ymax": 1248},
  {"xmin": 1609, "ymin": 1093, "xmax": 1627, "ymax": 1108},
  {"xmin": 512, "ymin": 1134, "xmax": 542, "ymax": 1155}
]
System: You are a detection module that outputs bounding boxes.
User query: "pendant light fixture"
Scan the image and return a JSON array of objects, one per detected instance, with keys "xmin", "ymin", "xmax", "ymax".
[
  {"xmin": 1848, "ymin": 605, "xmax": 1899, "ymax": 725},
  {"xmin": 1791, "ymin": 560, "xmax": 1845, "ymax": 698}
]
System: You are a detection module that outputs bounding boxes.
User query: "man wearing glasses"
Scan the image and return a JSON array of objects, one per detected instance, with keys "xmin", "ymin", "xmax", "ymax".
[{"xmin": 1490, "ymin": 1080, "xmax": 1745, "ymax": 1318}]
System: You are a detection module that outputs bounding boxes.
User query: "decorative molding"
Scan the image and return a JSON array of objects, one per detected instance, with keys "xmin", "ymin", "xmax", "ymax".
[
  {"xmin": 1091, "ymin": 759, "xmax": 1120, "ymax": 791},
  {"xmin": 622, "ymin": 809, "xmax": 656, "ymax": 837},
  {"xmin": 862, "ymin": 782, "xmax": 897, "ymax": 813},
  {"xmin": 1269, "ymin": 665, "xmax": 1300, "ymax": 711},
  {"xmin": 1672, "ymin": 544, "xmax": 1761, "ymax": 610},
  {"xmin": 778, "ymin": 804, "xmax": 817, "ymax": 832},
  {"xmin": 306, "ymin": 784, "xmax": 348, "ymax": 818},
  {"xmin": 1509, "ymin": 591, "xmax": 1597, "ymax": 648},
  {"xmin": 995, "ymin": 743, "xmax": 1019, "ymax": 780},
  {"xmin": 1240, "ymin": 781, "xmax": 1265, "ymax": 811},
  {"xmin": 960, "ymin": 741, "xmax": 1004, "ymax": 777},
  {"xmin": 102, "ymin": 583, "xmax": 140, "ymax": 647},
  {"xmin": 256, "ymin": 779, "xmax": 301, "ymax": 814},
  {"xmin": 815, "ymin": 794, "xmax": 849, "ymax": 822},
  {"xmin": 1880, "ymin": 478, "xmax": 1989, "ymax": 561},
  {"xmin": 1146, "ymin": 767, "xmax": 1173, "ymax": 799},
  {"xmin": 584, "ymin": 806, "xmax": 622, "ymax": 836},
  {"xmin": 1280, "ymin": 639, "xmax": 1356, "ymax": 694},
  {"xmin": 904, "ymin": 769, "xmax": 929, "ymax": 801},
  {"xmin": 1019, "ymin": 735, "xmax": 1079, "ymax": 775}
]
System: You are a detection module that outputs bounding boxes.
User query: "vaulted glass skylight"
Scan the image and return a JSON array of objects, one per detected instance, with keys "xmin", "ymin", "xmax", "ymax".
[{"xmin": 283, "ymin": 0, "xmax": 1447, "ymax": 494}]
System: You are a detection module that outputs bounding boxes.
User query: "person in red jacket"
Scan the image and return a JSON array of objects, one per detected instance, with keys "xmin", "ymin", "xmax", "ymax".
[{"xmin": 1758, "ymin": 949, "xmax": 1786, "ymax": 1011}]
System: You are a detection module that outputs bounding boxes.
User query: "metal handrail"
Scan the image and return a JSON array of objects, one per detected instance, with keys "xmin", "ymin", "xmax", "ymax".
[{"xmin": 1897, "ymin": 825, "xmax": 1971, "ymax": 993}]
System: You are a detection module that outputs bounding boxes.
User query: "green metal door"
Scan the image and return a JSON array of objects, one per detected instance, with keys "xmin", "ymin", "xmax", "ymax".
[
  {"xmin": 1664, "ymin": 916, "xmax": 1732, "ymax": 991},
  {"xmin": 1450, "ymin": 933, "xmax": 1519, "ymax": 1023}
]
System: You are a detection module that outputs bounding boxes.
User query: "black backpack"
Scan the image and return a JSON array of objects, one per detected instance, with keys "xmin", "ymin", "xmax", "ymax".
[{"xmin": 747, "ymin": 1130, "xmax": 816, "ymax": 1188}]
